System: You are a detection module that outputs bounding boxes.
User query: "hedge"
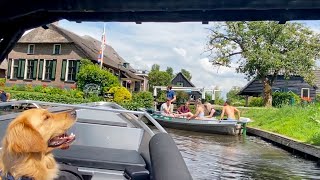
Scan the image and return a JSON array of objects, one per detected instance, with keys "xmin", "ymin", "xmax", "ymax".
[{"xmin": 11, "ymin": 92, "xmax": 92, "ymax": 104}]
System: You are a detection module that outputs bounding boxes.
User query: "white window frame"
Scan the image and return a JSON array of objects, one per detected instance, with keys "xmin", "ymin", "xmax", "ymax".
[
  {"xmin": 27, "ymin": 44, "xmax": 35, "ymax": 54},
  {"xmin": 301, "ymin": 88, "xmax": 310, "ymax": 98},
  {"xmin": 53, "ymin": 44, "xmax": 61, "ymax": 55},
  {"xmin": 24, "ymin": 59, "xmax": 28, "ymax": 79},
  {"xmin": 65, "ymin": 59, "xmax": 78, "ymax": 81},
  {"xmin": 43, "ymin": 59, "xmax": 53, "ymax": 80}
]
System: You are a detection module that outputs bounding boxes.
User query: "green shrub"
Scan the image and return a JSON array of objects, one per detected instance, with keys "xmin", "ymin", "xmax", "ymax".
[
  {"xmin": 12, "ymin": 92, "xmax": 91, "ymax": 104},
  {"xmin": 77, "ymin": 59, "xmax": 120, "ymax": 92},
  {"xmin": 272, "ymin": 92, "xmax": 301, "ymax": 107},
  {"xmin": 132, "ymin": 91, "xmax": 154, "ymax": 108},
  {"xmin": 248, "ymin": 97, "xmax": 264, "ymax": 107},
  {"xmin": 33, "ymin": 85, "xmax": 43, "ymax": 92},
  {"xmin": 119, "ymin": 101, "xmax": 145, "ymax": 111},
  {"xmin": 0, "ymin": 78, "xmax": 5, "ymax": 87},
  {"xmin": 176, "ymin": 91, "xmax": 189, "ymax": 105},
  {"xmin": 15, "ymin": 85, "xmax": 26, "ymax": 91},
  {"xmin": 25, "ymin": 84, "xmax": 33, "ymax": 92},
  {"xmin": 67, "ymin": 89, "xmax": 84, "ymax": 98},
  {"xmin": 108, "ymin": 86, "xmax": 132, "ymax": 104}
]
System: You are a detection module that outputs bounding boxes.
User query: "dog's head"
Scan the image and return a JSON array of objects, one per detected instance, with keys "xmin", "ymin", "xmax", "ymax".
[{"xmin": 3, "ymin": 109, "xmax": 77, "ymax": 153}]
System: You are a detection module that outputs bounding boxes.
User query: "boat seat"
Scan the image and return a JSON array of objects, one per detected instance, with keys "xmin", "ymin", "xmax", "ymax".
[{"xmin": 53, "ymin": 145, "xmax": 146, "ymax": 171}]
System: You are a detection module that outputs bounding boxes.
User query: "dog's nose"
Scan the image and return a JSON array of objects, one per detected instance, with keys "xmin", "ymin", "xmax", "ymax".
[{"xmin": 70, "ymin": 110, "xmax": 77, "ymax": 118}]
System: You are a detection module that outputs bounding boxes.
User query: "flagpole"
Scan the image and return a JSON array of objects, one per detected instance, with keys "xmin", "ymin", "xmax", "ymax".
[{"xmin": 100, "ymin": 23, "xmax": 106, "ymax": 69}]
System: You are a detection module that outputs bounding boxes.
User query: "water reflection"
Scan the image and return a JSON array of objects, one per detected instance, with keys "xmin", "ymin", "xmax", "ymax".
[{"xmin": 167, "ymin": 128, "xmax": 320, "ymax": 180}]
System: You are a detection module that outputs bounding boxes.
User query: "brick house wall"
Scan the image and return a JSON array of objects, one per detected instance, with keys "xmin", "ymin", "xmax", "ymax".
[{"xmin": 6, "ymin": 43, "xmax": 86, "ymax": 88}]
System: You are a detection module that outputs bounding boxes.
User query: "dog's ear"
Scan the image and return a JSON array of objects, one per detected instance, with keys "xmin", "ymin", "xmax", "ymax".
[{"xmin": 5, "ymin": 121, "xmax": 46, "ymax": 153}]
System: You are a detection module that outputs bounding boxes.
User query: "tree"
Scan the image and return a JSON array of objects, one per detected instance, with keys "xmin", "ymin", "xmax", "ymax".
[
  {"xmin": 151, "ymin": 64, "xmax": 160, "ymax": 72},
  {"xmin": 77, "ymin": 59, "xmax": 120, "ymax": 93},
  {"xmin": 227, "ymin": 86, "xmax": 245, "ymax": 106},
  {"xmin": 181, "ymin": 69, "xmax": 192, "ymax": 81},
  {"xmin": 207, "ymin": 21, "xmax": 320, "ymax": 106},
  {"xmin": 166, "ymin": 67, "xmax": 174, "ymax": 80},
  {"xmin": 148, "ymin": 70, "xmax": 171, "ymax": 92}
]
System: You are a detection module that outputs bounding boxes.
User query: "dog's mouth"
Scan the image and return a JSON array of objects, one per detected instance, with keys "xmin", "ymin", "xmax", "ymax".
[{"xmin": 48, "ymin": 132, "xmax": 76, "ymax": 148}]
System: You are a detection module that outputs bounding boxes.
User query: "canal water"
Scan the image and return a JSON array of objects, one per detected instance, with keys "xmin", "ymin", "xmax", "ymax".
[{"xmin": 167, "ymin": 128, "xmax": 320, "ymax": 180}]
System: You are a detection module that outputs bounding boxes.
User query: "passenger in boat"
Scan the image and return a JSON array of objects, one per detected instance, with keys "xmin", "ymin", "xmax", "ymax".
[
  {"xmin": 0, "ymin": 89, "xmax": 8, "ymax": 102},
  {"xmin": 160, "ymin": 98, "xmax": 175, "ymax": 117},
  {"xmin": 176, "ymin": 99, "xmax": 205, "ymax": 120},
  {"xmin": 204, "ymin": 102, "xmax": 216, "ymax": 118},
  {"xmin": 177, "ymin": 101, "xmax": 191, "ymax": 114},
  {"xmin": 220, "ymin": 100, "xmax": 240, "ymax": 120},
  {"xmin": 166, "ymin": 85, "xmax": 176, "ymax": 113}
]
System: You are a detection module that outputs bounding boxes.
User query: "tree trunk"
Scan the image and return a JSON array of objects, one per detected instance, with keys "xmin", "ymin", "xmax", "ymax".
[{"xmin": 262, "ymin": 77, "xmax": 272, "ymax": 107}]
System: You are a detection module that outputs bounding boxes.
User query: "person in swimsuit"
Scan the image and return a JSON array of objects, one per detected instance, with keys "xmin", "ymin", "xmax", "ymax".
[
  {"xmin": 220, "ymin": 100, "xmax": 240, "ymax": 120},
  {"xmin": 204, "ymin": 102, "xmax": 216, "ymax": 118},
  {"xmin": 176, "ymin": 99, "xmax": 205, "ymax": 120}
]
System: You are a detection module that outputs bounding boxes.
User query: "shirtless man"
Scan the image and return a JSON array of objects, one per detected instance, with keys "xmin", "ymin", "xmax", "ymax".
[{"xmin": 220, "ymin": 100, "xmax": 240, "ymax": 120}]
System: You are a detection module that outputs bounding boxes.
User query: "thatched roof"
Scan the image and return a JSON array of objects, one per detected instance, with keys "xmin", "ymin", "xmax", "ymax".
[
  {"xmin": 19, "ymin": 27, "xmax": 70, "ymax": 43},
  {"xmin": 18, "ymin": 24, "xmax": 141, "ymax": 79}
]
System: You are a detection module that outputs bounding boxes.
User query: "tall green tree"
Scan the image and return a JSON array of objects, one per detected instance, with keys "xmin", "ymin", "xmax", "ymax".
[
  {"xmin": 151, "ymin": 64, "xmax": 160, "ymax": 72},
  {"xmin": 148, "ymin": 65, "xmax": 171, "ymax": 92},
  {"xmin": 227, "ymin": 86, "xmax": 245, "ymax": 106},
  {"xmin": 181, "ymin": 69, "xmax": 192, "ymax": 81},
  {"xmin": 207, "ymin": 21, "xmax": 320, "ymax": 106},
  {"xmin": 166, "ymin": 67, "xmax": 174, "ymax": 80}
]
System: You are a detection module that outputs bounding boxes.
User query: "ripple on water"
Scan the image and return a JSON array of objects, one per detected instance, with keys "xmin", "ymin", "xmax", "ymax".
[{"xmin": 165, "ymin": 128, "xmax": 320, "ymax": 180}]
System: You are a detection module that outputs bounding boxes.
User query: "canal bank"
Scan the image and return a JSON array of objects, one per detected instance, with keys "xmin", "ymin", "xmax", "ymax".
[{"xmin": 247, "ymin": 127, "xmax": 320, "ymax": 162}]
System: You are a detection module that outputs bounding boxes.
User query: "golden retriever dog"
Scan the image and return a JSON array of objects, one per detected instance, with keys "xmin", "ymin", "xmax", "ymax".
[{"xmin": 0, "ymin": 108, "xmax": 77, "ymax": 180}]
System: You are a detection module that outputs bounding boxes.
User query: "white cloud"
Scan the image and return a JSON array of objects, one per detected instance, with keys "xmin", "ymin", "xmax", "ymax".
[
  {"xmin": 58, "ymin": 20, "xmax": 249, "ymax": 98},
  {"xmin": 173, "ymin": 47, "xmax": 187, "ymax": 58}
]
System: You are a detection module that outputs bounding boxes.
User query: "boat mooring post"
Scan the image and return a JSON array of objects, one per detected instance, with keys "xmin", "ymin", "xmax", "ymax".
[{"xmin": 242, "ymin": 123, "xmax": 247, "ymax": 136}]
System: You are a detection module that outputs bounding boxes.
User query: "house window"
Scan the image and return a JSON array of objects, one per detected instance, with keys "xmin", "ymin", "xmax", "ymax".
[
  {"xmin": 61, "ymin": 59, "xmax": 80, "ymax": 81},
  {"xmin": 26, "ymin": 60, "xmax": 38, "ymax": 79},
  {"xmin": 44, "ymin": 61, "xmax": 53, "ymax": 80},
  {"xmin": 9, "ymin": 59, "xmax": 27, "ymax": 79},
  {"xmin": 12, "ymin": 60, "xmax": 19, "ymax": 79},
  {"xmin": 301, "ymin": 88, "xmax": 310, "ymax": 98},
  {"xmin": 27, "ymin": 44, "xmax": 35, "ymax": 54},
  {"xmin": 40, "ymin": 59, "xmax": 57, "ymax": 81},
  {"xmin": 177, "ymin": 82, "xmax": 184, "ymax": 87},
  {"xmin": 53, "ymin": 44, "xmax": 61, "ymax": 55},
  {"xmin": 67, "ymin": 60, "xmax": 77, "ymax": 81}
]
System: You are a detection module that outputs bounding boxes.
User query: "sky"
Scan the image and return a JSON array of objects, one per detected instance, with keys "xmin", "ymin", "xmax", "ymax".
[{"xmin": 51, "ymin": 20, "xmax": 320, "ymax": 99}]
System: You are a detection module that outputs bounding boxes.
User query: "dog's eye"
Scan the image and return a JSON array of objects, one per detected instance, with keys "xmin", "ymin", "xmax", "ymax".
[{"xmin": 43, "ymin": 114, "xmax": 50, "ymax": 121}]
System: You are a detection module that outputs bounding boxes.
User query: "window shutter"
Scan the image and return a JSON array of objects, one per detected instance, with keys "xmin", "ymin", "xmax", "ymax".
[
  {"xmin": 75, "ymin": 60, "xmax": 81, "ymax": 81},
  {"xmin": 38, "ymin": 59, "xmax": 44, "ymax": 79},
  {"xmin": 7, "ymin": 59, "xmax": 12, "ymax": 79},
  {"xmin": 32, "ymin": 59, "xmax": 38, "ymax": 80},
  {"xmin": 50, "ymin": 59, "xmax": 57, "ymax": 80},
  {"xmin": 18, "ymin": 59, "xmax": 25, "ymax": 79},
  {"xmin": 61, "ymin": 59, "xmax": 67, "ymax": 81}
]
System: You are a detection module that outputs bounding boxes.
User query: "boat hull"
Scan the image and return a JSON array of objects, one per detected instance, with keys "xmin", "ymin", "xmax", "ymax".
[{"xmin": 150, "ymin": 114, "xmax": 242, "ymax": 136}]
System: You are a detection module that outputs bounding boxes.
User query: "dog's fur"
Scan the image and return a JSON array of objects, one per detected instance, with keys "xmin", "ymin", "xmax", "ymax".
[{"xmin": 0, "ymin": 109, "xmax": 76, "ymax": 180}]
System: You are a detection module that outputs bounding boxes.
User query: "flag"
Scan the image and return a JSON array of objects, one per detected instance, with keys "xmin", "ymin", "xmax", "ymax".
[{"xmin": 98, "ymin": 24, "xmax": 106, "ymax": 65}]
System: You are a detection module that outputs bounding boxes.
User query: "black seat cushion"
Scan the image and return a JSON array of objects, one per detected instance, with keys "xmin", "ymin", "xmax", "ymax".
[{"xmin": 53, "ymin": 145, "xmax": 146, "ymax": 171}]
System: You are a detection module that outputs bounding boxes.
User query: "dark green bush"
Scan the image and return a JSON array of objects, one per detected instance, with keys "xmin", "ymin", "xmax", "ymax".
[
  {"xmin": 132, "ymin": 91, "xmax": 154, "ymax": 108},
  {"xmin": 77, "ymin": 59, "xmax": 120, "ymax": 92},
  {"xmin": 272, "ymin": 92, "xmax": 301, "ymax": 107},
  {"xmin": 12, "ymin": 92, "xmax": 91, "ymax": 104},
  {"xmin": 248, "ymin": 97, "xmax": 264, "ymax": 107}
]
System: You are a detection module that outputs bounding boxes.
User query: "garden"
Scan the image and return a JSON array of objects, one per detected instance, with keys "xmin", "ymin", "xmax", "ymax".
[{"xmin": 2, "ymin": 59, "xmax": 154, "ymax": 110}]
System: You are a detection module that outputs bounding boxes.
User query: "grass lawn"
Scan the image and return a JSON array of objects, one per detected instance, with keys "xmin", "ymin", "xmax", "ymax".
[{"xmin": 239, "ymin": 105, "xmax": 320, "ymax": 146}]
